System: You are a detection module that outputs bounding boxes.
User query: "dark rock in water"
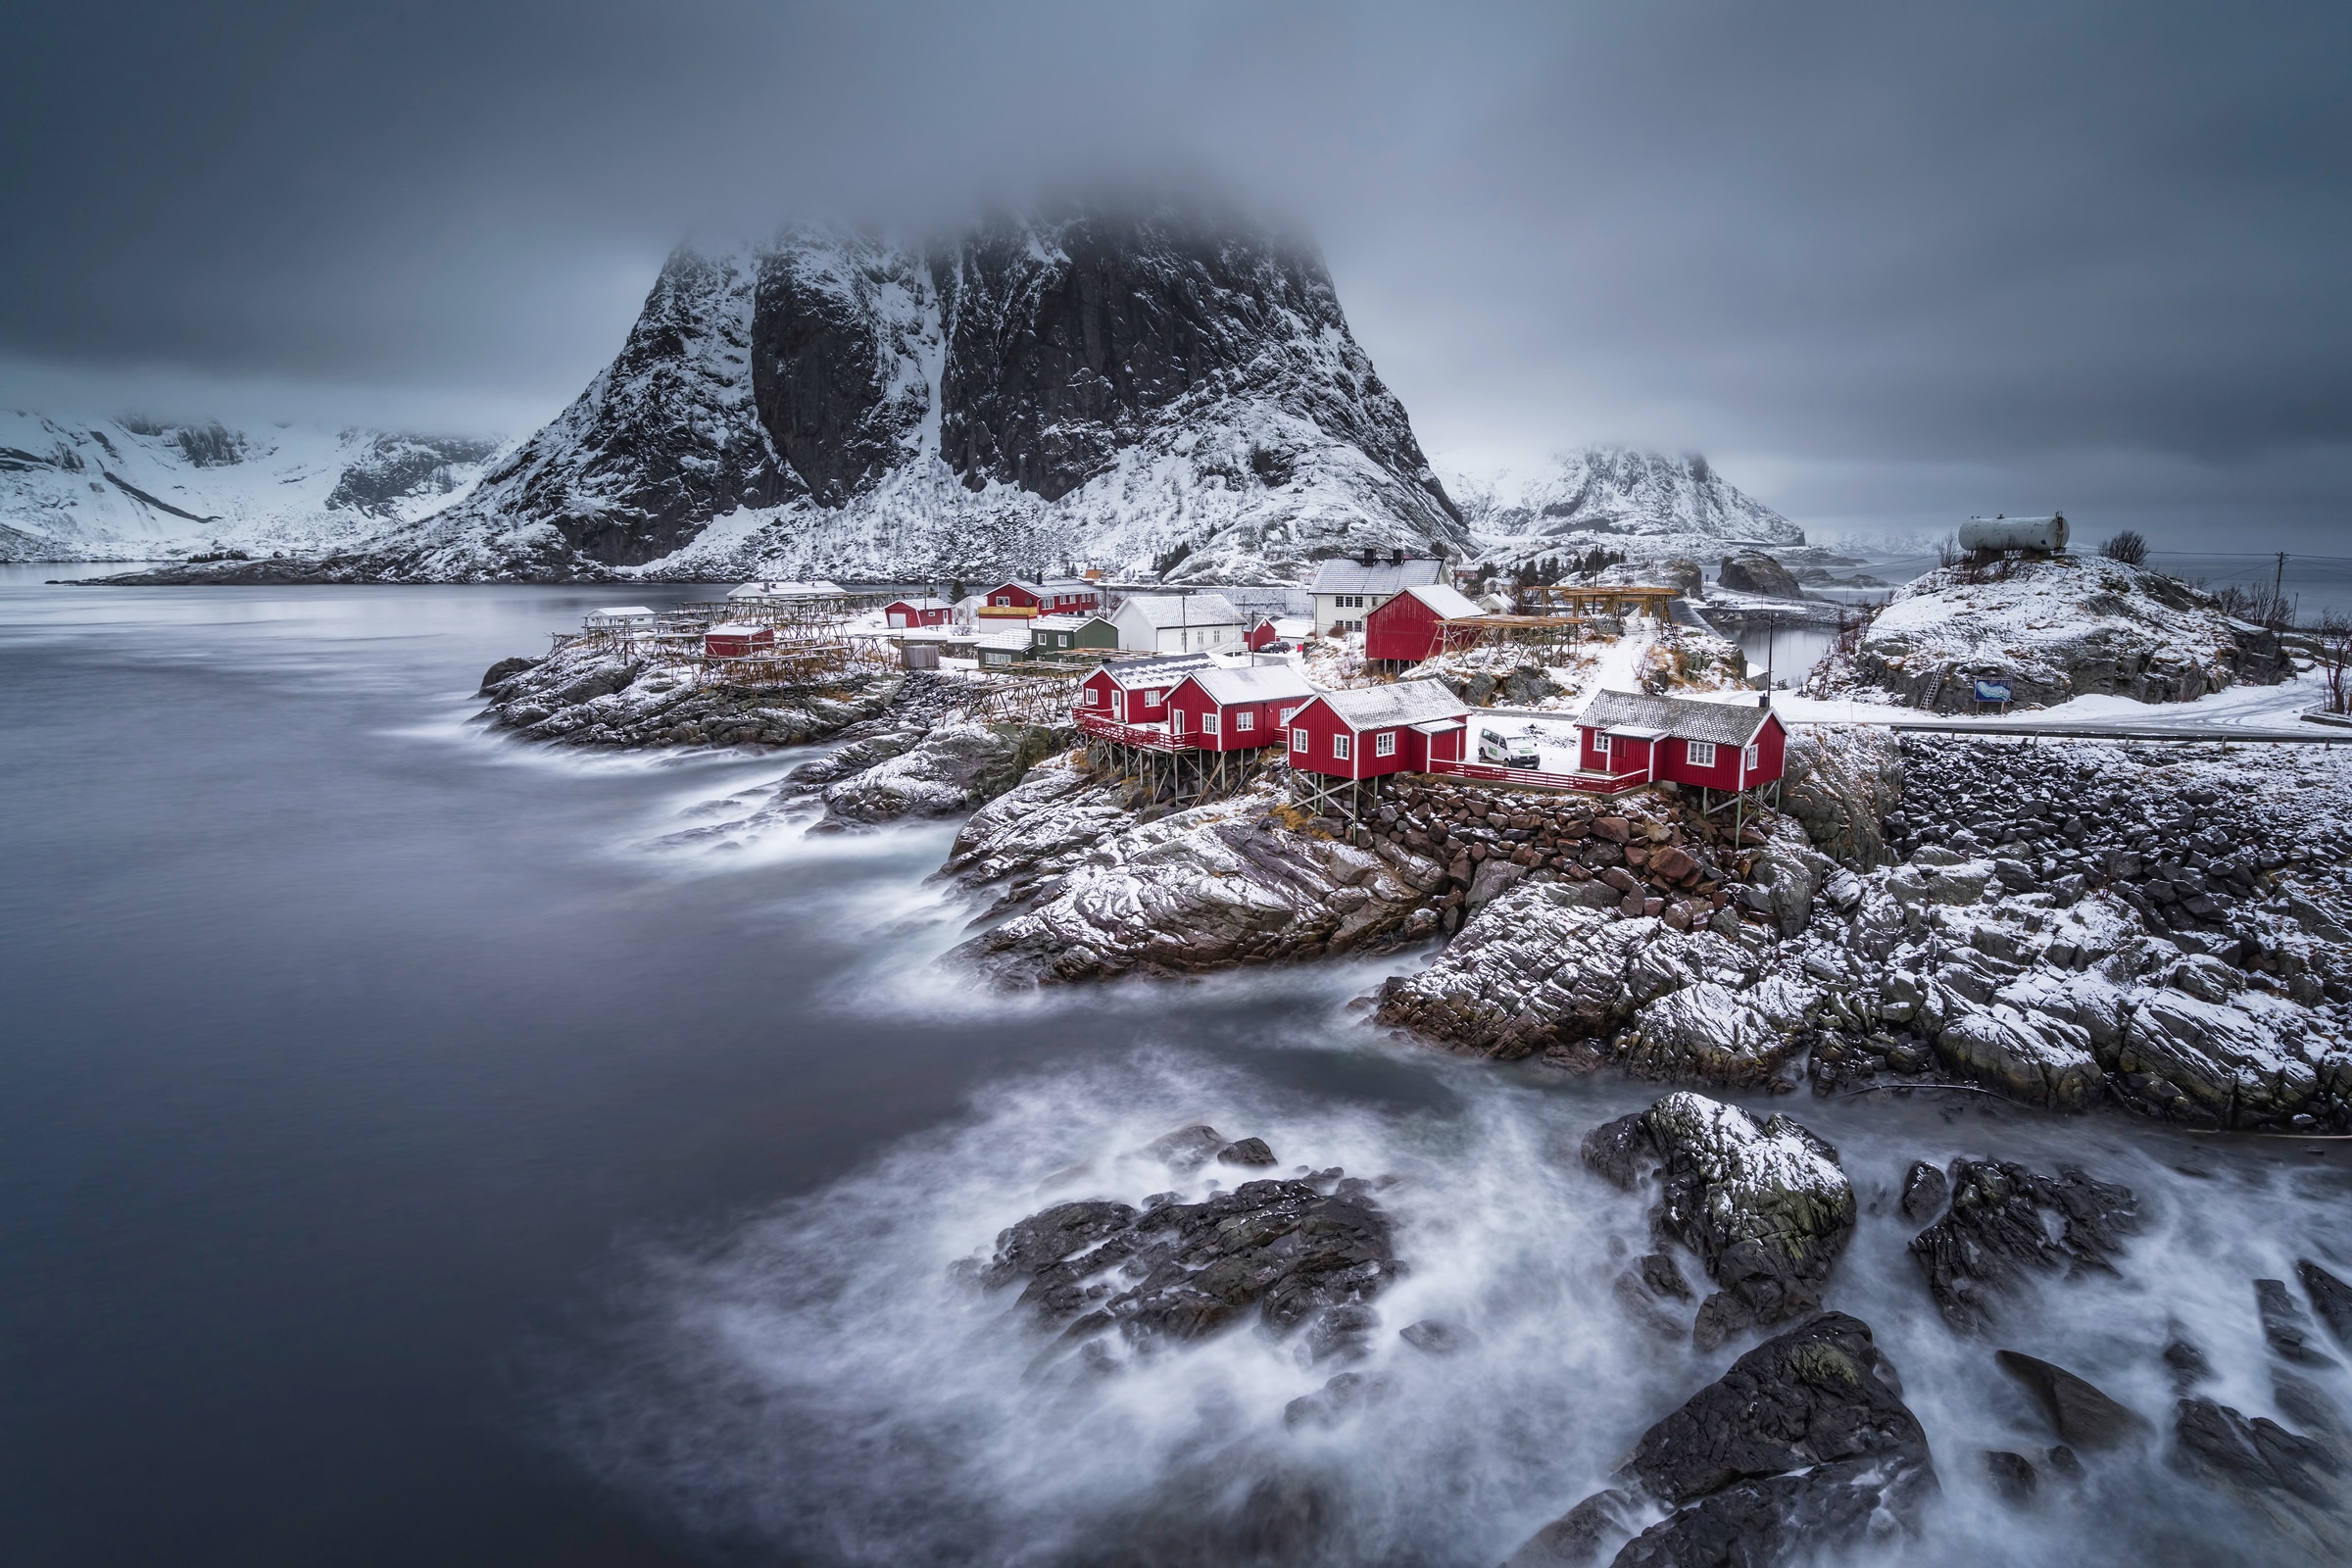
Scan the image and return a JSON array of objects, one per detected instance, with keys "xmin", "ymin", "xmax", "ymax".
[
  {"xmin": 1509, "ymin": 1313, "xmax": 1936, "ymax": 1568},
  {"xmin": 1907, "ymin": 1158, "xmax": 2137, "ymax": 1333},
  {"xmin": 1718, "ymin": 549, "xmax": 1802, "ymax": 599},
  {"xmin": 2273, "ymin": 1371, "xmax": 2351, "ymax": 1444},
  {"xmin": 2297, "ymin": 1259, "xmax": 2352, "ymax": 1349},
  {"xmin": 2046, "ymin": 1445, "xmax": 2084, "ymax": 1480},
  {"xmin": 1398, "ymin": 1318, "xmax": 1474, "ymax": 1356},
  {"xmin": 1143, "ymin": 1122, "xmax": 1226, "ymax": 1171},
  {"xmin": 981, "ymin": 1175, "xmax": 1397, "ymax": 1353},
  {"xmin": 2172, "ymin": 1396, "xmax": 2352, "ymax": 1554},
  {"xmin": 1899, "ymin": 1160, "xmax": 1949, "ymax": 1225},
  {"xmin": 479, "ymin": 655, "xmax": 536, "ymax": 691},
  {"xmin": 1983, "ymin": 1449, "xmax": 2040, "ymax": 1506},
  {"xmin": 1502, "ymin": 1490, "xmax": 1640, "ymax": 1567},
  {"xmin": 1994, "ymin": 1349, "xmax": 2153, "ymax": 1450},
  {"xmin": 2257, "ymin": 1278, "xmax": 2340, "ymax": 1367},
  {"xmin": 1281, "ymin": 1369, "xmax": 1393, "ymax": 1430},
  {"xmin": 1216, "ymin": 1137, "xmax": 1278, "ymax": 1168},
  {"xmin": 1582, "ymin": 1112, "xmax": 1661, "ymax": 1192},
  {"xmin": 2164, "ymin": 1326, "xmax": 2215, "ymax": 1393},
  {"xmin": 1642, "ymin": 1094, "xmax": 1856, "ymax": 1345}
]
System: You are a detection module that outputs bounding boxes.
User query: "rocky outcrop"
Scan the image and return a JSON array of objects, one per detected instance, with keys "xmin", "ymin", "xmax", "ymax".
[
  {"xmin": 1455, "ymin": 448, "xmax": 1805, "ymax": 580},
  {"xmin": 1507, "ymin": 1313, "xmax": 1935, "ymax": 1567},
  {"xmin": 1777, "ymin": 725, "xmax": 1903, "ymax": 870},
  {"xmin": 1585, "ymin": 1095, "xmax": 1857, "ymax": 1348},
  {"xmin": 475, "ymin": 642, "xmax": 909, "ymax": 748},
  {"xmin": 1824, "ymin": 557, "xmax": 2286, "ymax": 710},
  {"xmin": 1906, "ymin": 1158, "xmax": 2138, "ymax": 1332},
  {"xmin": 1993, "ymin": 1350, "xmax": 2152, "ymax": 1449},
  {"xmin": 971, "ymin": 1165, "xmax": 1398, "ymax": 1360},
  {"xmin": 1716, "ymin": 549, "xmax": 1801, "ymax": 599}
]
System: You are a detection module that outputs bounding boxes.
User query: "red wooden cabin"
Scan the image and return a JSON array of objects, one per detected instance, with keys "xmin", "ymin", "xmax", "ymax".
[
  {"xmin": 1244, "ymin": 615, "xmax": 1282, "ymax": 652},
  {"xmin": 1284, "ymin": 680, "xmax": 1471, "ymax": 779},
  {"xmin": 1572, "ymin": 690, "xmax": 1786, "ymax": 790},
  {"xmin": 883, "ymin": 597, "xmax": 954, "ymax": 628},
  {"xmin": 979, "ymin": 579, "xmax": 1103, "ymax": 619},
  {"xmin": 1162, "ymin": 664, "xmax": 1318, "ymax": 751},
  {"xmin": 703, "ymin": 622, "xmax": 776, "ymax": 658},
  {"xmin": 1073, "ymin": 653, "xmax": 1214, "ymax": 727},
  {"xmin": 1364, "ymin": 583, "xmax": 1487, "ymax": 664}
]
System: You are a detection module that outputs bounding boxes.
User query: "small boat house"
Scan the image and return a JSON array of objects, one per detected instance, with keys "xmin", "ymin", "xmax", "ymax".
[{"xmin": 1572, "ymin": 690, "xmax": 1787, "ymax": 792}]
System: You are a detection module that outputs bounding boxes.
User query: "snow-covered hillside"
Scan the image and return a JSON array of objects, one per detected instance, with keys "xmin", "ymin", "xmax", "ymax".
[
  {"xmin": 170, "ymin": 205, "xmax": 1471, "ymax": 586},
  {"xmin": 0, "ymin": 412, "xmax": 506, "ymax": 563},
  {"xmin": 1449, "ymin": 447, "xmax": 1804, "ymax": 573}
]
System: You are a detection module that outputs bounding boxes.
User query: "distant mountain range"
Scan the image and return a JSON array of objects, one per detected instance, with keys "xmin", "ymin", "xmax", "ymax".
[
  {"xmin": 7, "ymin": 205, "xmax": 1809, "ymax": 584},
  {"xmin": 0, "ymin": 412, "xmax": 506, "ymax": 563}
]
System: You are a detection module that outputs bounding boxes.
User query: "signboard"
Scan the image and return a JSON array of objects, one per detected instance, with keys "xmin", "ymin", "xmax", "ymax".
[{"xmin": 1973, "ymin": 678, "xmax": 2013, "ymax": 704}]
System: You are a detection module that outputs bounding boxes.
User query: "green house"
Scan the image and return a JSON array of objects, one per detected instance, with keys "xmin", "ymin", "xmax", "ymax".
[{"xmin": 1030, "ymin": 613, "xmax": 1120, "ymax": 656}]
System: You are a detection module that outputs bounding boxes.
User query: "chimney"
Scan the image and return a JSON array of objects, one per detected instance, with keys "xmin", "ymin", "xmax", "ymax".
[
  {"xmin": 1390, "ymin": 547, "xmax": 1403, "ymax": 565},
  {"xmin": 1758, "ymin": 688, "xmax": 1772, "ymax": 710},
  {"xmin": 1358, "ymin": 547, "xmax": 1377, "ymax": 567}
]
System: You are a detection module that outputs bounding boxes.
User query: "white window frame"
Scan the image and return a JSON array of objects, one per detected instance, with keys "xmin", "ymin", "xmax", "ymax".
[
  {"xmin": 1084, "ymin": 687, "xmax": 1101, "ymax": 707},
  {"xmin": 1171, "ymin": 709, "xmax": 1187, "ymax": 737},
  {"xmin": 1743, "ymin": 743, "xmax": 1760, "ymax": 770},
  {"xmin": 1234, "ymin": 709, "xmax": 1254, "ymax": 732},
  {"xmin": 994, "ymin": 595, "xmax": 1010, "ymax": 606},
  {"xmin": 1279, "ymin": 706, "xmax": 1299, "ymax": 725},
  {"xmin": 1291, "ymin": 726, "xmax": 1308, "ymax": 751},
  {"xmin": 1686, "ymin": 740, "xmax": 1716, "ymax": 767},
  {"xmin": 1375, "ymin": 729, "xmax": 1396, "ymax": 758},
  {"xmin": 1202, "ymin": 710, "xmax": 1220, "ymax": 735},
  {"xmin": 1332, "ymin": 732, "xmax": 1350, "ymax": 760}
]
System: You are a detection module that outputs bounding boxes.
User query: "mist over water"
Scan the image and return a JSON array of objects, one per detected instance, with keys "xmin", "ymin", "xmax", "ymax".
[{"xmin": 4, "ymin": 568, "xmax": 2348, "ymax": 1566}]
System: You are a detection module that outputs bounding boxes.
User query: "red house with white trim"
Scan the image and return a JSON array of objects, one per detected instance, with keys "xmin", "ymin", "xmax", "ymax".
[
  {"xmin": 1244, "ymin": 615, "xmax": 1282, "ymax": 652},
  {"xmin": 1572, "ymin": 690, "xmax": 1787, "ymax": 791},
  {"xmin": 979, "ymin": 579, "xmax": 1103, "ymax": 619},
  {"xmin": 883, "ymin": 597, "xmax": 954, "ymax": 628},
  {"xmin": 1364, "ymin": 582, "xmax": 1487, "ymax": 664},
  {"xmin": 1162, "ymin": 664, "xmax": 1318, "ymax": 751},
  {"xmin": 1284, "ymin": 680, "xmax": 1471, "ymax": 780},
  {"xmin": 1073, "ymin": 653, "xmax": 1214, "ymax": 727}
]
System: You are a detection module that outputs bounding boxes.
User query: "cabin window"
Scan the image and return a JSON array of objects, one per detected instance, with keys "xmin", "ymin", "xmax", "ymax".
[
  {"xmin": 1291, "ymin": 727, "xmax": 1308, "ymax": 751},
  {"xmin": 1687, "ymin": 741, "xmax": 1716, "ymax": 767},
  {"xmin": 1084, "ymin": 688, "xmax": 1100, "ymax": 707},
  {"xmin": 1280, "ymin": 706, "xmax": 1298, "ymax": 725},
  {"xmin": 1202, "ymin": 711, "xmax": 1220, "ymax": 735},
  {"xmin": 1743, "ymin": 743, "xmax": 1760, "ymax": 770},
  {"xmin": 1332, "ymin": 733, "xmax": 1351, "ymax": 760},
  {"xmin": 994, "ymin": 595, "xmax": 1009, "ymax": 606},
  {"xmin": 1234, "ymin": 710, "xmax": 1254, "ymax": 732},
  {"xmin": 1375, "ymin": 730, "xmax": 1396, "ymax": 758}
]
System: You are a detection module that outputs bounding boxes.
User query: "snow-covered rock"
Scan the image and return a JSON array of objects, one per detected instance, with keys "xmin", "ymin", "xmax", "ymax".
[
  {"xmin": 476, "ymin": 643, "xmax": 908, "ymax": 748},
  {"xmin": 1777, "ymin": 725, "xmax": 1905, "ymax": 870},
  {"xmin": 1821, "ymin": 556, "xmax": 2286, "ymax": 710},
  {"xmin": 0, "ymin": 412, "xmax": 504, "ymax": 562},
  {"xmin": 1450, "ymin": 447, "xmax": 1804, "ymax": 577}
]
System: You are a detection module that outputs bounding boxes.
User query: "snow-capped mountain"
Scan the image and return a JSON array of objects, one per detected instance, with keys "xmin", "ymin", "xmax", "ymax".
[
  {"xmin": 267, "ymin": 204, "xmax": 1470, "ymax": 585},
  {"xmin": 1449, "ymin": 447, "xmax": 1804, "ymax": 569},
  {"xmin": 0, "ymin": 412, "xmax": 506, "ymax": 562}
]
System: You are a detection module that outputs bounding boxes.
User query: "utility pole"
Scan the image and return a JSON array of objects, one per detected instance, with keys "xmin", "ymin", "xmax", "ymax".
[{"xmin": 2276, "ymin": 552, "xmax": 2289, "ymax": 623}]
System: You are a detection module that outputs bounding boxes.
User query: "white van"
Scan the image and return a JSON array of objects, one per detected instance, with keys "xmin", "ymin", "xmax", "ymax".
[{"xmin": 1477, "ymin": 726, "xmax": 1540, "ymax": 768}]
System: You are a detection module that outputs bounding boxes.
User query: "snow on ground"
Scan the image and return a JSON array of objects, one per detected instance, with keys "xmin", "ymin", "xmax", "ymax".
[{"xmin": 1778, "ymin": 663, "xmax": 2335, "ymax": 735}]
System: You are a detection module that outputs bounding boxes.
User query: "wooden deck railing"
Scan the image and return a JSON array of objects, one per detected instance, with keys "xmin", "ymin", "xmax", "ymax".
[
  {"xmin": 1425, "ymin": 759, "xmax": 1650, "ymax": 795},
  {"xmin": 1074, "ymin": 711, "xmax": 1196, "ymax": 751}
]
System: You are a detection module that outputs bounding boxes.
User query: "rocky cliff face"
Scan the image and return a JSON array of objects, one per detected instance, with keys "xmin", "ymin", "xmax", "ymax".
[{"xmin": 265, "ymin": 204, "xmax": 1468, "ymax": 585}]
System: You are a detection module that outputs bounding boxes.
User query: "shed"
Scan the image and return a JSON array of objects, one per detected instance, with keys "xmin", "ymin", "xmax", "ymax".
[
  {"xmin": 1074, "ymin": 652, "xmax": 1214, "ymax": 726},
  {"xmin": 1572, "ymin": 690, "xmax": 1786, "ymax": 790},
  {"xmin": 1284, "ymin": 680, "xmax": 1470, "ymax": 779},
  {"xmin": 1109, "ymin": 592, "xmax": 1247, "ymax": 654},
  {"xmin": 1244, "ymin": 615, "xmax": 1282, "ymax": 652},
  {"xmin": 1162, "ymin": 664, "xmax": 1319, "ymax": 752},
  {"xmin": 1308, "ymin": 554, "xmax": 1445, "ymax": 635},
  {"xmin": 704, "ymin": 622, "xmax": 776, "ymax": 659},
  {"xmin": 1364, "ymin": 582, "xmax": 1487, "ymax": 663},
  {"xmin": 1030, "ymin": 613, "xmax": 1120, "ymax": 655},
  {"xmin": 583, "ymin": 605, "xmax": 659, "ymax": 629},
  {"xmin": 884, "ymin": 596, "xmax": 955, "ymax": 628}
]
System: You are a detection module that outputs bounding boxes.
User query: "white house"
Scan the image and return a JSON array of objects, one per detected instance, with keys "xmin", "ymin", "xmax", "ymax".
[
  {"xmin": 1308, "ymin": 554, "xmax": 1446, "ymax": 635},
  {"xmin": 1108, "ymin": 592, "xmax": 1248, "ymax": 653}
]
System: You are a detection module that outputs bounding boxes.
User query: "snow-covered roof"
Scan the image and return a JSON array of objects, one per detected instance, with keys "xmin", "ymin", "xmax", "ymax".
[
  {"xmin": 1115, "ymin": 592, "xmax": 1246, "ymax": 628},
  {"xmin": 1578, "ymin": 689, "xmax": 1774, "ymax": 746},
  {"xmin": 1180, "ymin": 663, "xmax": 1318, "ymax": 707},
  {"xmin": 989, "ymin": 579, "xmax": 1047, "ymax": 598},
  {"xmin": 976, "ymin": 630, "xmax": 1032, "ymax": 651},
  {"xmin": 886, "ymin": 594, "xmax": 952, "ymax": 610},
  {"xmin": 706, "ymin": 621, "xmax": 770, "ymax": 636},
  {"xmin": 1094, "ymin": 652, "xmax": 1215, "ymax": 689},
  {"xmin": 1310, "ymin": 679, "xmax": 1470, "ymax": 730},
  {"xmin": 1309, "ymin": 557, "xmax": 1445, "ymax": 596},
  {"xmin": 1031, "ymin": 613, "xmax": 1108, "ymax": 632},
  {"xmin": 587, "ymin": 605, "xmax": 658, "ymax": 619},
  {"xmin": 1394, "ymin": 582, "xmax": 1485, "ymax": 619},
  {"xmin": 731, "ymin": 579, "xmax": 834, "ymax": 598}
]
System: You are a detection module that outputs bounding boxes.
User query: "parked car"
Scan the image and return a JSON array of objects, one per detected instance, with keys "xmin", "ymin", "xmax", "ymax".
[{"xmin": 1477, "ymin": 726, "xmax": 1541, "ymax": 768}]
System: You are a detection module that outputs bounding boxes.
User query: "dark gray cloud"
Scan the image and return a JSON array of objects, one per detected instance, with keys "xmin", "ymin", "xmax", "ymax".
[{"xmin": 4, "ymin": 1, "xmax": 2346, "ymax": 545}]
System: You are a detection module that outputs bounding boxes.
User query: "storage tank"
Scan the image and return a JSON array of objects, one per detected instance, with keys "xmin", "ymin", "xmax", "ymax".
[{"xmin": 1958, "ymin": 514, "xmax": 2068, "ymax": 554}]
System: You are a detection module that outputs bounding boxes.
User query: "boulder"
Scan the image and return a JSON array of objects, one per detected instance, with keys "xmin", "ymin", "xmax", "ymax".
[
  {"xmin": 1908, "ymin": 1158, "xmax": 2137, "ymax": 1332},
  {"xmin": 1993, "ymin": 1350, "xmax": 2152, "ymax": 1449},
  {"xmin": 1508, "ymin": 1313, "xmax": 1936, "ymax": 1568},
  {"xmin": 2298, "ymin": 1260, "xmax": 2352, "ymax": 1349},
  {"xmin": 2173, "ymin": 1396, "xmax": 2352, "ymax": 1556},
  {"xmin": 1620, "ymin": 983, "xmax": 1805, "ymax": 1088},
  {"xmin": 2256, "ymin": 1278, "xmax": 2340, "ymax": 1368},
  {"xmin": 1934, "ymin": 1004, "xmax": 2101, "ymax": 1110},
  {"xmin": 1718, "ymin": 549, "xmax": 1803, "ymax": 600},
  {"xmin": 1642, "ymin": 1094, "xmax": 1857, "ymax": 1344}
]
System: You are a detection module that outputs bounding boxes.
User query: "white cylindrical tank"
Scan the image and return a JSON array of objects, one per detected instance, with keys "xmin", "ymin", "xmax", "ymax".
[{"xmin": 1958, "ymin": 514, "xmax": 2069, "ymax": 553}]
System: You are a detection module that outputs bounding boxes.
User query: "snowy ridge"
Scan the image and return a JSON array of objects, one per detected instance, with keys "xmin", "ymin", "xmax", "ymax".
[
  {"xmin": 124, "ymin": 205, "xmax": 1471, "ymax": 585},
  {"xmin": 1450, "ymin": 447, "xmax": 1805, "ymax": 569},
  {"xmin": 0, "ymin": 411, "xmax": 506, "ymax": 562}
]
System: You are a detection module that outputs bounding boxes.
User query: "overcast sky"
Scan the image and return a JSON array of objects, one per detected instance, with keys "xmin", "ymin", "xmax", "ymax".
[{"xmin": 5, "ymin": 1, "xmax": 2347, "ymax": 550}]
